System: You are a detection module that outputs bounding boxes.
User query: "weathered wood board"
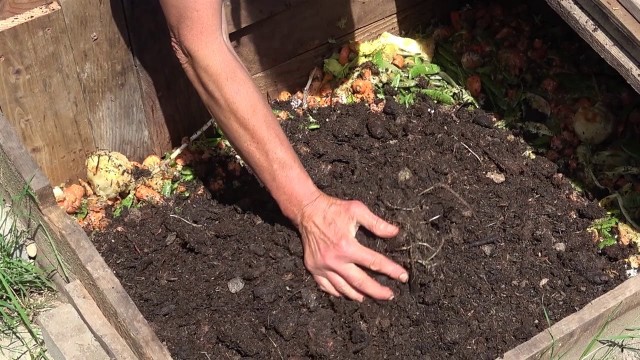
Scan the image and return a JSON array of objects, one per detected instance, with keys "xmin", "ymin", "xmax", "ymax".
[
  {"xmin": 593, "ymin": 0, "xmax": 640, "ymax": 50},
  {"xmin": 620, "ymin": 0, "xmax": 640, "ymax": 21},
  {"xmin": 121, "ymin": 0, "xmax": 210, "ymax": 153},
  {"xmin": 547, "ymin": 0, "xmax": 640, "ymax": 94},
  {"xmin": 57, "ymin": 0, "xmax": 151, "ymax": 161},
  {"xmin": 0, "ymin": 3, "xmax": 96, "ymax": 185},
  {"xmin": 0, "ymin": 0, "xmax": 51, "ymax": 20}
]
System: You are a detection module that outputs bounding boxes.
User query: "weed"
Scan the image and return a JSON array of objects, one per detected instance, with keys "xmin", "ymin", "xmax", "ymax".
[{"xmin": 0, "ymin": 192, "xmax": 53, "ymax": 359}]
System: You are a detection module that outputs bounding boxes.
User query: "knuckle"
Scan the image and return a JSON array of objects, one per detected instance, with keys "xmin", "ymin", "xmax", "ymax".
[{"xmin": 368, "ymin": 255, "xmax": 381, "ymax": 271}]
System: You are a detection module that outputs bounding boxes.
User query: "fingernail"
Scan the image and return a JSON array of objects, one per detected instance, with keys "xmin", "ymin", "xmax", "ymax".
[
  {"xmin": 388, "ymin": 294, "xmax": 395, "ymax": 301},
  {"xmin": 399, "ymin": 273, "xmax": 409, "ymax": 283}
]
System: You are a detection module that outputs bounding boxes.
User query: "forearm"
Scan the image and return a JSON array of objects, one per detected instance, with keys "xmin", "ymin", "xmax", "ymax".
[{"xmin": 159, "ymin": 0, "xmax": 319, "ymax": 223}]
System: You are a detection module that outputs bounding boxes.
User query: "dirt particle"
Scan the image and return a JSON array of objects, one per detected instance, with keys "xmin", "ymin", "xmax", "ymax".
[
  {"xmin": 553, "ymin": 242, "xmax": 566, "ymax": 252},
  {"xmin": 227, "ymin": 277, "xmax": 245, "ymax": 293}
]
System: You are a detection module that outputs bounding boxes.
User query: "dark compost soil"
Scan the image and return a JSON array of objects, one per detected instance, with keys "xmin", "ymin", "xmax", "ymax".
[{"xmin": 90, "ymin": 97, "xmax": 630, "ymax": 359}]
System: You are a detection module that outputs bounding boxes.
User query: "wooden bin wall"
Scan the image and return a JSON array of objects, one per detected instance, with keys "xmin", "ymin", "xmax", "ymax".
[{"xmin": 0, "ymin": 0, "xmax": 448, "ymax": 186}]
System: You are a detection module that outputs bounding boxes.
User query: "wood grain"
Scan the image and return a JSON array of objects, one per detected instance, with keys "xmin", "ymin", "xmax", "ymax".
[
  {"xmin": 58, "ymin": 0, "xmax": 151, "ymax": 161},
  {"xmin": 252, "ymin": 0, "xmax": 444, "ymax": 97},
  {"xmin": 0, "ymin": 0, "xmax": 52, "ymax": 20},
  {"xmin": 594, "ymin": 0, "xmax": 640, "ymax": 49},
  {"xmin": 0, "ymin": 2, "xmax": 96, "ymax": 184}
]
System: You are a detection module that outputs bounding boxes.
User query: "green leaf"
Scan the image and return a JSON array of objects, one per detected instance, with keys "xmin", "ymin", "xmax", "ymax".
[
  {"xmin": 161, "ymin": 181, "xmax": 174, "ymax": 198},
  {"xmin": 180, "ymin": 167, "xmax": 196, "ymax": 182},
  {"xmin": 421, "ymin": 89, "xmax": 455, "ymax": 105},
  {"xmin": 324, "ymin": 58, "xmax": 349, "ymax": 79},
  {"xmin": 75, "ymin": 199, "xmax": 88, "ymax": 220},
  {"xmin": 113, "ymin": 191, "xmax": 135, "ymax": 217},
  {"xmin": 409, "ymin": 63, "xmax": 440, "ymax": 78}
]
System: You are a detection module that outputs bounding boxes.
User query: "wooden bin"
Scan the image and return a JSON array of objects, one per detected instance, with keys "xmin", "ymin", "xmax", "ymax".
[{"xmin": 0, "ymin": 0, "xmax": 639, "ymax": 359}]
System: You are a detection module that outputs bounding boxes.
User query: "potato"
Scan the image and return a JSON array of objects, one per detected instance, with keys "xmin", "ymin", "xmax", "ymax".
[{"xmin": 86, "ymin": 150, "xmax": 134, "ymax": 200}]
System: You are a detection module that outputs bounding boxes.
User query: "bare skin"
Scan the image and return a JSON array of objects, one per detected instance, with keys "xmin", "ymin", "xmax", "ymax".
[{"xmin": 158, "ymin": 0, "xmax": 409, "ymax": 302}]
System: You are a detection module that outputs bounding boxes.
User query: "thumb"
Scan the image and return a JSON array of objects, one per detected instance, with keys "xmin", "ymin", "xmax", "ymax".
[{"xmin": 352, "ymin": 201, "xmax": 399, "ymax": 238}]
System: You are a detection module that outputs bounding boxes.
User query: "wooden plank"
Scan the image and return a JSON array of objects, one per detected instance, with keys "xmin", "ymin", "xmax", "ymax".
[
  {"xmin": 252, "ymin": 0, "xmax": 445, "ymax": 98},
  {"xmin": 230, "ymin": 0, "xmax": 426, "ymax": 76},
  {"xmin": 502, "ymin": 275, "xmax": 640, "ymax": 359},
  {"xmin": 593, "ymin": 0, "xmax": 640, "ymax": 49},
  {"xmin": 0, "ymin": 3, "xmax": 96, "ymax": 185},
  {"xmin": 0, "ymin": 0, "xmax": 52, "ymax": 20},
  {"xmin": 223, "ymin": 0, "xmax": 310, "ymax": 33},
  {"xmin": 0, "ymin": 111, "xmax": 64, "ymax": 288},
  {"xmin": 41, "ymin": 205, "xmax": 173, "ymax": 360},
  {"xmin": 58, "ymin": 0, "xmax": 152, "ymax": 161},
  {"xmin": 546, "ymin": 0, "xmax": 640, "ymax": 94},
  {"xmin": 574, "ymin": 0, "xmax": 640, "ymax": 63},
  {"xmin": 122, "ymin": 0, "xmax": 210, "ymax": 154},
  {"xmin": 620, "ymin": 0, "xmax": 640, "ymax": 21}
]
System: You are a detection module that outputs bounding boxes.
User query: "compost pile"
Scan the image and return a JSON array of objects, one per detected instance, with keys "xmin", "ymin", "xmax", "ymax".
[{"xmin": 88, "ymin": 95, "xmax": 627, "ymax": 359}]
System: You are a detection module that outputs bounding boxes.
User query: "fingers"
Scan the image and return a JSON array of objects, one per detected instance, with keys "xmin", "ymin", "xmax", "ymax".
[
  {"xmin": 339, "ymin": 265, "xmax": 395, "ymax": 301},
  {"xmin": 314, "ymin": 275, "xmax": 341, "ymax": 298},
  {"xmin": 351, "ymin": 201, "xmax": 399, "ymax": 238},
  {"xmin": 326, "ymin": 271, "xmax": 365, "ymax": 302},
  {"xmin": 350, "ymin": 244, "xmax": 409, "ymax": 283}
]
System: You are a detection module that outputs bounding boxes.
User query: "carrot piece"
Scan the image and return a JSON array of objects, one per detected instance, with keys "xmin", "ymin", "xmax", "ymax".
[
  {"xmin": 135, "ymin": 184, "xmax": 164, "ymax": 205},
  {"xmin": 392, "ymin": 54, "xmax": 405, "ymax": 69}
]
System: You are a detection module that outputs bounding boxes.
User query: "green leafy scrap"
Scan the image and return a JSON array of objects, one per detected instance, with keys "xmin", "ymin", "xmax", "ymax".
[
  {"xmin": 589, "ymin": 214, "xmax": 620, "ymax": 249},
  {"xmin": 113, "ymin": 191, "xmax": 135, "ymax": 218}
]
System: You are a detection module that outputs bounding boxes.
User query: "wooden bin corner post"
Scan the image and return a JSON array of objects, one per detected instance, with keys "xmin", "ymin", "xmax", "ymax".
[{"xmin": 0, "ymin": 110, "xmax": 173, "ymax": 359}]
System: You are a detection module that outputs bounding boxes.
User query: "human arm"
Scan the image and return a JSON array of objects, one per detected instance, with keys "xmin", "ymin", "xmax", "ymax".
[{"xmin": 158, "ymin": 0, "xmax": 409, "ymax": 301}]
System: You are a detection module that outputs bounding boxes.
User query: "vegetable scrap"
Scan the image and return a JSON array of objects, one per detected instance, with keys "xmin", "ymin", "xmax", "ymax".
[
  {"xmin": 54, "ymin": 133, "xmax": 238, "ymax": 231},
  {"xmin": 275, "ymin": 31, "xmax": 477, "ymax": 117}
]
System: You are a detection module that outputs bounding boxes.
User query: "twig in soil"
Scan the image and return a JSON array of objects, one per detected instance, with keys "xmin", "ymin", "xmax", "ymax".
[
  {"xmin": 302, "ymin": 67, "xmax": 320, "ymax": 110},
  {"xmin": 382, "ymin": 200, "xmax": 418, "ymax": 211},
  {"xmin": 417, "ymin": 238, "xmax": 445, "ymax": 267},
  {"xmin": 200, "ymin": 352, "xmax": 212, "ymax": 360},
  {"xmin": 169, "ymin": 214, "xmax": 203, "ymax": 227},
  {"xmin": 166, "ymin": 118, "xmax": 215, "ymax": 162},
  {"xmin": 417, "ymin": 183, "xmax": 474, "ymax": 217},
  {"xmin": 460, "ymin": 142, "xmax": 482, "ymax": 163},
  {"xmin": 267, "ymin": 335, "xmax": 284, "ymax": 360}
]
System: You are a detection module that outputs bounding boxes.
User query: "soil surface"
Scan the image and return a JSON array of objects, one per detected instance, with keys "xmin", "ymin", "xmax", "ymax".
[{"xmin": 91, "ymin": 97, "xmax": 630, "ymax": 359}]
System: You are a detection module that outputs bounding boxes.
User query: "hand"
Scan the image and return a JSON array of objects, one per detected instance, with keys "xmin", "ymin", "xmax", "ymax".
[{"xmin": 296, "ymin": 192, "xmax": 409, "ymax": 302}]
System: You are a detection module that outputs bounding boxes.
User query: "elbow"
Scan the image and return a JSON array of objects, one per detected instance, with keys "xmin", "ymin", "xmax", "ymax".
[{"xmin": 168, "ymin": 30, "xmax": 194, "ymax": 70}]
